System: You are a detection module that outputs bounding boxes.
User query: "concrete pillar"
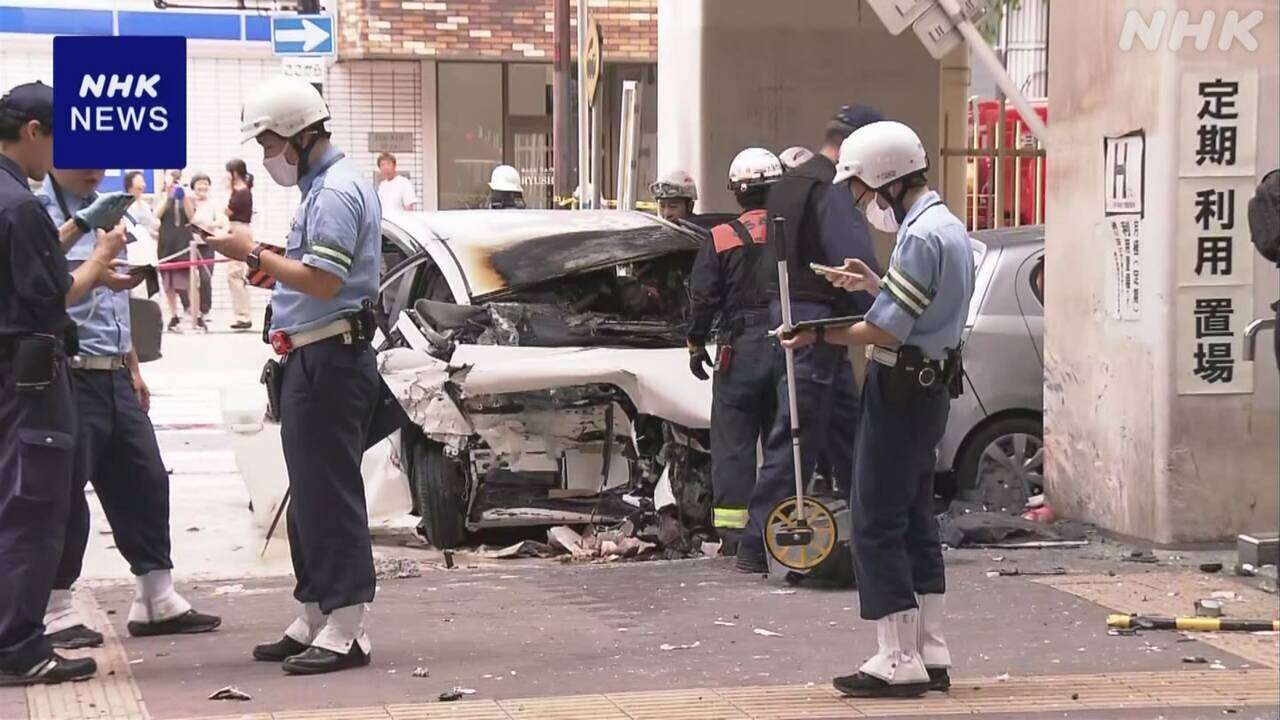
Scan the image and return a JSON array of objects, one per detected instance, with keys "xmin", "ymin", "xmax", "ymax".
[
  {"xmin": 657, "ymin": 0, "xmax": 965, "ymax": 262},
  {"xmin": 1046, "ymin": 0, "xmax": 1278, "ymax": 543}
]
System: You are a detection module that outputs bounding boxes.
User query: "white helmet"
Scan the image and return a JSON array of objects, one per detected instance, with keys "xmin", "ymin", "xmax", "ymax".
[
  {"xmin": 779, "ymin": 146, "xmax": 814, "ymax": 171},
  {"xmin": 240, "ymin": 76, "xmax": 330, "ymax": 144},
  {"xmin": 489, "ymin": 164, "xmax": 523, "ymax": 193},
  {"xmin": 650, "ymin": 170, "xmax": 698, "ymax": 202},
  {"xmin": 727, "ymin": 147, "xmax": 783, "ymax": 192},
  {"xmin": 833, "ymin": 120, "xmax": 927, "ymax": 189}
]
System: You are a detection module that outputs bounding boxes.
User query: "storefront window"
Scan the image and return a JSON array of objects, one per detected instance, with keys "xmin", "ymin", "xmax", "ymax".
[
  {"xmin": 506, "ymin": 64, "xmax": 553, "ymax": 209},
  {"xmin": 438, "ymin": 62, "xmax": 503, "ymax": 209}
]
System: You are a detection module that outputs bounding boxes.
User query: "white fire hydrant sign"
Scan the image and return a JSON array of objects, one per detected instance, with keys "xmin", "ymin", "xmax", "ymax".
[
  {"xmin": 1104, "ymin": 131, "xmax": 1145, "ymax": 216},
  {"xmin": 1175, "ymin": 67, "xmax": 1257, "ymax": 395}
]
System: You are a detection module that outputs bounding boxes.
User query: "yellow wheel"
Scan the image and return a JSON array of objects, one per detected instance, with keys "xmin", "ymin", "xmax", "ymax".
[{"xmin": 764, "ymin": 496, "xmax": 838, "ymax": 571}]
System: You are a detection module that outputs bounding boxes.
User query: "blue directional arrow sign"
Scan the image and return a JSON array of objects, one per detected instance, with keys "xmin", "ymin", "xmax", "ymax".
[{"xmin": 271, "ymin": 15, "xmax": 334, "ymax": 56}]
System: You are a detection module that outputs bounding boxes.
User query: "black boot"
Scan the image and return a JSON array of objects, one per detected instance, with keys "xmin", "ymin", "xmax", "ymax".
[
  {"xmin": 928, "ymin": 667, "xmax": 951, "ymax": 692},
  {"xmin": 47, "ymin": 625, "xmax": 104, "ymax": 650},
  {"xmin": 252, "ymin": 635, "xmax": 309, "ymax": 662},
  {"xmin": 0, "ymin": 654, "xmax": 97, "ymax": 687},
  {"xmin": 127, "ymin": 609, "xmax": 222, "ymax": 637},
  {"xmin": 282, "ymin": 644, "xmax": 371, "ymax": 675},
  {"xmin": 833, "ymin": 671, "xmax": 930, "ymax": 698}
]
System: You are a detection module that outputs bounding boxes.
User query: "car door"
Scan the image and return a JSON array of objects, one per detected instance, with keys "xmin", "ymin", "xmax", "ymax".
[{"xmin": 1013, "ymin": 249, "xmax": 1045, "ymax": 363}]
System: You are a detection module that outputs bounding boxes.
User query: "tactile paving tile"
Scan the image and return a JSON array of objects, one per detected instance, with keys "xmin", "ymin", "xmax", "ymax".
[
  {"xmin": 605, "ymin": 688, "xmax": 749, "ymax": 720},
  {"xmin": 499, "ymin": 694, "xmax": 628, "ymax": 719},
  {"xmin": 273, "ymin": 707, "xmax": 393, "ymax": 720},
  {"xmin": 386, "ymin": 700, "xmax": 511, "ymax": 720},
  {"xmin": 714, "ymin": 685, "xmax": 864, "ymax": 719}
]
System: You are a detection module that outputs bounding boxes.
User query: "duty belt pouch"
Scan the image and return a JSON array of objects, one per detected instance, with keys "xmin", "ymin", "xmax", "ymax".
[
  {"xmin": 260, "ymin": 358, "xmax": 283, "ymax": 423},
  {"xmin": 888, "ymin": 345, "xmax": 926, "ymax": 404},
  {"xmin": 946, "ymin": 349, "xmax": 965, "ymax": 399},
  {"xmin": 715, "ymin": 343, "xmax": 734, "ymax": 374},
  {"xmin": 14, "ymin": 335, "xmax": 58, "ymax": 393}
]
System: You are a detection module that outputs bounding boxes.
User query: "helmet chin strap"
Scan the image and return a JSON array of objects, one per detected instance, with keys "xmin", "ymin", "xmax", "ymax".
[
  {"xmin": 289, "ymin": 131, "xmax": 322, "ymax": 177},
  {"xmin": 877, "ymin": 180, "xmax": 911, "ymax": 225}
]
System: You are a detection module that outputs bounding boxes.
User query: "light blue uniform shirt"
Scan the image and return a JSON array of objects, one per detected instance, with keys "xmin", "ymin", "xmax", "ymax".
[
  {"xmin": 270, "ymin": 146, "xmax": 382, "ymax": 335},
  {"xmin": 37, "ymin": 179, "xmax": 132, "ymax": 357},
  {"xmin": 866, "ymin": 190, "xmax": 974, "ymax": 361}
]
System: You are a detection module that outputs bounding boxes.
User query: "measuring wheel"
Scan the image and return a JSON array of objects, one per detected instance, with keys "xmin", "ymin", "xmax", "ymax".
[{"xmin": 764, "ymin": 495, "xmax": 838, "ymax": 571}]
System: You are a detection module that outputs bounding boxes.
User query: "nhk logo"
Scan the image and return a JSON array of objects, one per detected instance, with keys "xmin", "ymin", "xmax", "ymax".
[
  {"xmin": 1119, "ymin": 8, "xmax": 1264, "ymax": 52},
  {"xmin": 53, "ymin": 36, "xmax": 186, "ymax": 169}
]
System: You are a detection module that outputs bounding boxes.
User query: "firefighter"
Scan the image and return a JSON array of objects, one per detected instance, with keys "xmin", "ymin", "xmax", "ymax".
[
  {"xmin": 650, "ymin": 170, "xmax": 698, "ymax": 223},
  {"xmin": 38, "ymin": 168, "xmax": 222, "ymax": 648},
  {"xmin": 687, "ymin": 148, "xmax": 784, "ymax": 553},
  {"xmin": 782, "ymin": 120, "xmax": 975, "ymax": 698},
  {"xmin": 0, "ymin": 81, "xmax": 134, "ymax": 686},
  {"xmin": 737, "ymin": 105, "xmax": 885, "ymax": 573},
  {"xmin": 205, "ymin": 76, "xmax": 392, "ymax": 675},
  {"xmin": 488, "ymin": 165, "xmax": 526, "ymax": 209}
]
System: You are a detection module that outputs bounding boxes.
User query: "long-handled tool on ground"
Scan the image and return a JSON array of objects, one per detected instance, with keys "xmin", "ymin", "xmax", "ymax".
[
  {"xmin": 762, "ymin": 215, "xmax": 841, "ymax": 574},
  {"xmin": 1108, "ymin": 614, "xmax": 1280, "ymax": 632}
]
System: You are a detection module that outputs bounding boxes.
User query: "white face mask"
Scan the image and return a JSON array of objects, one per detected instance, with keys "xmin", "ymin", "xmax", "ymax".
[
  {"xmin": 263, "ymin": 149, "xmax": 298, "ymax": 187},
  {"xmin": 865, "ymin": 198, "xmax": 900, "ymax": 233}
]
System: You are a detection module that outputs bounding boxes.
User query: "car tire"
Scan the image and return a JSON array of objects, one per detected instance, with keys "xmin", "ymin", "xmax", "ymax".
[
  {"xmin": 955, "ymin": 415, "xmax": 1044, "ymax": 510},
  {"xmin": 411, "ymin": 438, "xmax": 468, "ymax": 549}
]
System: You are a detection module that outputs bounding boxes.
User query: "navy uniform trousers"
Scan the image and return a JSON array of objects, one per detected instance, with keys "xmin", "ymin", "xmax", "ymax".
[
  {"xmin": 0, "ymin": 353, "xmax": 75, "ymax": 671},
  {"xmin": 280, "ymin": 338, "xmax": 381, "ymax": 613},
  {"xmin": 54, "ymin": 368, "xmax": 174, "ymax": 589},
  {"xmin": 709, "ymin": 312, "xmax": 777, "ymax": 528},
  {"xmin": 851, "ymin": 363, "xmax": 949, "ymax": 620},
  {"xmin": 742, "ymin": 300, "xmax": 858, "ymax": 557}
]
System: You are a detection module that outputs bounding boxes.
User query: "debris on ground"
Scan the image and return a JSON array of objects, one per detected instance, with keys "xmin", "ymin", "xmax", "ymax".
[
  {"xmin": 438, "ymin": 687, "xmax": 476, "ymax": 702},
  {"xmin": 753, "ymin": 628, "xmax": 784, "ymax": 638},
  {"xmin": 208, "ymin": 686, "xmax": 252, "ymax": 701},
  {"xmin": 374, "ymin": 557, "xmax": 422, "ymax": 579},
  {"xmin": 1209, "ymin": 590, "xmax": 1240, "ymax": 601},
  {"xmin": 988, "ymin": 567, "xmax": 1067, "ymax": 578},
  {"xmin": 1194, "ymin": 599, "xmax": 1224, "ymax": 617},
  {"xmin": 480, "ymin": 540, "xmax": 557, "ymax": 559},
  {"xmin": 659, "ymin": 641, "xmax": 700, "ymax": 651},
  {"xmin": 546, "ymin": 524, "xmax": 658, "ymax": 563},
  {"xmin": 1182, "ymin": 656, "xmax": 1209, "ymax": 664},
  {"xmin": 713, "ymin": 620, "xmax": 736, "ymax": 627},
  {"xmin": 443, "ymin": 549, "xmax": 456, "ymax": 569},
  {"xmin": 1108, "ymin": 628, "xmax": 1138, "ymax": 636},
  {"xmin": 412, "ymin": 666, "xmax": 430, "ymax": 678},
  {"xmin": 995, "ymin": 673, "xmax": 1010, "ymax": 682},
  {"xmin": 1199, "ymin": 562, "xmax": 1224, "ymax": 574},
  {"xmin": 1124, "ymin": 550, "xmax": 1159, "ymax": 564},
  {"xmin": 937, "ymin": 504, "xmax": 1088, "ymax": 548}
]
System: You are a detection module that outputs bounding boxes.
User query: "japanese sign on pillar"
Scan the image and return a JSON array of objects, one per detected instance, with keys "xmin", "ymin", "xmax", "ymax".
[
  {"xmin": 1101, "ymin": 131, "xmax": 1144, "ymax": 320},
  {"xmin": 1175, "ymin": 68, "xmax": 1258, "ymax": 395}
]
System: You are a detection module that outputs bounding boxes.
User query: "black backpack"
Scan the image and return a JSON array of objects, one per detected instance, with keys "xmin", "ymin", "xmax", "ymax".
[{"xmin": 1249, "ymin": 169, "xmax": 1280, "ymax": 265}]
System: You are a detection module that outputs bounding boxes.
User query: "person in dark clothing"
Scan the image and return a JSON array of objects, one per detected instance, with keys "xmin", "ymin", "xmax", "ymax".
[
  {"xmin": 155, "ymin": 171, "xmax": 201, "ymax": 330},
  {"xmin": 687, "ymin": 148, "xmax": 784, "ymax": 553},
  {"xmin": 736, "ymin": 104, "xmax": 885, "ymax": 573},
  {"xmin": 1247, "ymin": 169, "xmax": 1279, "ymax": 367},
  {"xmin": 0, "ymin": 80, "xmax": 134, "ymax": 686}
]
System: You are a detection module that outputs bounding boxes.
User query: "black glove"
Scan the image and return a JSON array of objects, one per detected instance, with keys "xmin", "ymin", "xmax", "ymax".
[{"xmin": 688, "ymin": 343, "xmax": 712, "ymax": 381}]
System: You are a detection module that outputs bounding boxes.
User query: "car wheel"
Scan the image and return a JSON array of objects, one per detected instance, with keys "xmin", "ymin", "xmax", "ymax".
[
  {"xmin": 955, "ymin": 416, "xmax": 1044, "ymax": 511},
  {"xmin": 411, "ymin": 438, "xmax": 468, "ymax": 549}
]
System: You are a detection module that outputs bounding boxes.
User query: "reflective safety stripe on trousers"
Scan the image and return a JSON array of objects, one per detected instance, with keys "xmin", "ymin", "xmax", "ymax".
[{"xmin": 713, "ymin": 507, "xmax": 749, "ymax": 529}]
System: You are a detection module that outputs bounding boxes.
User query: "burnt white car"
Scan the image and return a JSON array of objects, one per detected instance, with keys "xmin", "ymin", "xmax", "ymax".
[{"xmin": 376, "ymin": 210, "xmax": 714, "ymax": 548}]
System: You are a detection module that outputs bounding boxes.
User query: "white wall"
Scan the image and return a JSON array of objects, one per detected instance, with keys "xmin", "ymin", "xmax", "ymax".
[{"xmin": 1046, "ymin": 0, "xmax": 1278, "ymax": 543}]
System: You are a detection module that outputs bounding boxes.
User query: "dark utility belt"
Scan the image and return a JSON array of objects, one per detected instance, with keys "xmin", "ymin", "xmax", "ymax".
[{"xmin": 867, "ymin": 344, "xmax": 965, "ymax": 400}]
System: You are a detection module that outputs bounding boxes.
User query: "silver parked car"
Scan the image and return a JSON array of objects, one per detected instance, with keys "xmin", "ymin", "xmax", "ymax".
[{"xmin": 936, "ymin": 226, "xmax": 1045, "ymax": 509}]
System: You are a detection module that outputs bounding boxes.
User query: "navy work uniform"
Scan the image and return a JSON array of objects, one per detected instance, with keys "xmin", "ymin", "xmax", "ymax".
[
  {"xmin": 0, "ymin": 83, "xmax": 92, "ymax": 684},
  {"xmin": 853, "ymin": 190, "xmax": 973, "ymax": 635},
  {"xmin": 268, "ymin": 144, "xmax": 384, "ymax": 660},
  {"xmin": 740, "ymin": 151, "xmax": 876, "ymax": 565},
  {"xmin": 38, "ymin": 179, "xmax": 218, "ymax": 644},
  {"xmin": 688, "ymin": 208, "xmax": 777, "ymax": 536}
]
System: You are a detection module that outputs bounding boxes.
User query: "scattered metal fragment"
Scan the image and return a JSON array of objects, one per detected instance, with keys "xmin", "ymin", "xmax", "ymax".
[
  {"xmin": 1107, "ymin": 628, "xmax": 1138, "ymax": 636},
  {"xmin": 1210, "ymin": 662, "xmax": 1227, "ymax": 670},
  {"xmin": 1182, "ymin": 656, "xmax": 1209, "ymax": 664},
  {"xmin": 753, "ymin": 628, "xmax": 784, "ymax": 638},
  {"xmin": 1194, "ymin": 599, "xmax": 1224, "ymax": 618},
  {"xmin": 1199, "ymin": 562, "xmax": 1223, "ymax": 574},
  {"xmin": 659, "ymin": 641, "xmax": 700, "ymax": 651},
  {"xmin": 413, "ymin": 666, "xmax": 430, "ymax": 678},
  {"xmin": 993, "ymin": 567, "xmax": 1066, "ymax": 577},
  {"xmin": 208, "ymin": 686, "xmax": 251, "ymax": 701},
  {"xmin": 995, "ymin": 673, "xmax": 1010, "ymax": 682},
  {"xmin": 713, "ymin": 620, "xmax": 736, "ymax": 627},
  {"xmin": 374, "ymin": 557, "xmax": 422, "ymax": 579},
  {"xmin": 443, "ymin": 549, "xmax": 456, "ymax": 569},
  {"xmin": 1124, "ymin": 550, "xmax": 1158, "ymax": 564}
]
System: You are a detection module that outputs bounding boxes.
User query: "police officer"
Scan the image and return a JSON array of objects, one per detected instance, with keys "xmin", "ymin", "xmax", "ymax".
[
  {"xmin": 783, "ymin": 120, "xmax": 974, "ymax": 698},
  {"xmin": 650, "ymin": 170, "xmax": 699, "ymax": 223},
  {"xmin": 687, "ymin": 148, "xmax": 783, "ymax": 552},
  {"xmin": 38, "ymin": 168, "xmax": 222, "ymax": 649},
  {"xmin": 487, "ymin": 164, "xmax": 526, "ymax": 209},
  {"xmin": 205, "ymin": 76, "xmax": 386, "ymax": 675},
  {"xmin": 738, "ymin": 105, "xmax": 885, "ymax": 573},
  {"xmin": 779, "ymin": 146, "xmax": 814, "ymax": 172},
  {"xmin": 0, "ymin": 81, "xmax": 131, "ymax": 686}
]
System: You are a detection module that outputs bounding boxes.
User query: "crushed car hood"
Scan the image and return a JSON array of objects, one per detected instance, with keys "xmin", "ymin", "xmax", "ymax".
[
  {"xmin": 408, "ymin": 210, "xmax": 699, "ymax": 299},
  {"xmin": 379, "ymin": 344, "xmax": 712, "ymax": 431}
]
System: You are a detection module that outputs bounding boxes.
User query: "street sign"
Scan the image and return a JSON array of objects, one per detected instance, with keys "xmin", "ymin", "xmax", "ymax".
[
  {"xmin": 912, "ymin": 0, "xmax": 988, "ymax": 60},
  {"xmin": 280, "ymin": 56, "xmax": 326, "ymax": 83},
  {"xmin": 271, "ymin": 15, "xmax": 334, "ymax": 56},
  {"xmin": 368, "ymin": 131, "xmax": 415, "ymax": 153},
  {"xmin": 585, "ymin": 17, "xmax": 603, "ymax": 106},
  {"xmin": 865, "ymin": 0, "xmax": 934, "ymax": 35}
]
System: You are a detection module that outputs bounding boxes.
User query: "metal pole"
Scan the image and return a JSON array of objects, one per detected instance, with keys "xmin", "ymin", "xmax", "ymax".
[
  {"xmin": 938, "ymin": 0, "xmax": 1049, "ymax": 145},
  {"xmin": 969, "ymin": 97, "xmax": 979, "ymax": 230},
  {"xmin": 552, "ymin": 0, "xmax": 571, "ymax": 204},
  {"xmin": 995, "ymin": 96, "xmax": 1005, "ymax": 229},
  {"xmin": 1013, "ymin": 119, "xmax": 1023, "ymax": 226},
  {"xmin": 591, "ymin": 97, "xmax": 603, "ymax": 210},
  {"xmin": 576, "ymin": 0, "xmax": 589, "ymax": 209},
  {"xmin": 771, "ymin": 216, "xmax": 806, "ymax": 524}
]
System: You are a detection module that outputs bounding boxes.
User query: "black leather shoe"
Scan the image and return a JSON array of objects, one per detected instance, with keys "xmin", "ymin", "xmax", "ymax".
[
  {"xmin": 282, "ymin": 644, "xmax": 371, "ymax": 675},
  {"xmin": 928, "ymin": 667, "xmax": 951, "ymax": 692},
  {"xmin": 0, "ymin": 654, "xmax": 97, "ymax": 687},
  {"xmin": 833, "ymin": 671, "xmax": 930, "ymax": 698},
  {"xmin": 127, "ymin": 609, "xmax": 222, "ymax": 637},
  {"xmin": 252, "ymin": 635, "xmax": 309, "ymax": 662},
  {"xmin": 47, "ymin": 625, "xmax": 104, "ymax": 650}
]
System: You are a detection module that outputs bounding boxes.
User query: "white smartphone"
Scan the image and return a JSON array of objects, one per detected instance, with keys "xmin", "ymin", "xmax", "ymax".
[{"xmin": 808, "ymin": 262, "xmax": 862, "ymax": 280}]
